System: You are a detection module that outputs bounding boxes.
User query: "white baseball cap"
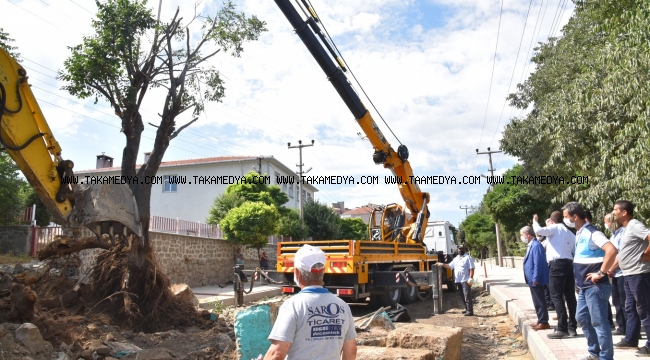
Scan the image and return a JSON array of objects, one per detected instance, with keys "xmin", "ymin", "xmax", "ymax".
[{"xmin": 294, "ymin": 244, "xmax": 326, "ymax": 273}]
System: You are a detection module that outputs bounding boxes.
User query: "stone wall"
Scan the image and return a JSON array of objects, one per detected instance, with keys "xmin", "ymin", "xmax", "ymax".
[
  {"xmin": 0, "ymin": 226, "xmax": 31, "ymax": 255},
  {"xmin": 78, "ymin": 231, "xmax": 278, "ymax": 287}
]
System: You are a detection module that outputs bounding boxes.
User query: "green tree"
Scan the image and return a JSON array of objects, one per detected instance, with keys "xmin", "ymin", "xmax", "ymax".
[
  {"xmin": 277, "ymin": 209, "xmax": 309, "ymax": 240},
  {"xmin": 24, "ymin": 188, "xmax": 52, "ymax": 226},
  {"xmin": 223, "ymin": 171, "xmax": 288, "ymax": 213},
  {"xmin": 57, "ymin": 0, "xmax": 265, "ymax": 328},
  {"xmin": 220, "ymin": 202, "xmax": 280, "ymax": 250},
  {"xmin": 206, "ymin": 191, "xmax": 244, "ymax": 226},
  {"xmin": 208, "ymin": 171, "xmax": 292, "ymax": 247},
  {"xmin": 0, "ymin": 152, "xmax": 27, "ymax": 225},
  {"xmin": 460, "ymin": 212, "xmax": 496, "ymax": 257},
  {"xmin": 483, "ymin": 165, "xmax": 551, "ymax": 233},
  {"xmin": 340, "ymin": 217, "xmax": 368, "ymax": 240},
  {"xmin": 501, "ymin": 0, "xmax": 650, "ymax": 221},
  {"xmin": 303, "ymin": 199, "xmax": 341, "ymax": 240},
  {"xmin": 0, "ymin": 27, "xmax": 20, "ymax": 60}
]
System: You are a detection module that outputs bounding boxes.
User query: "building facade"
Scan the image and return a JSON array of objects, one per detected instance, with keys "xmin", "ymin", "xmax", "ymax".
[{"xmin": 75, "ymin": 154, "xmax": 318, "ymax": 223}]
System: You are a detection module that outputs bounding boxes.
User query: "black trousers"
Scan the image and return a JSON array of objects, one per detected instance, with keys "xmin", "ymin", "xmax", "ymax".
[
  {"xmin": 548, "ymin": 259, "xmax": 578, "ymax": 332},
  {"xmin": 530, "ymin": 285, "xmax": 549, "ymax": 324},
  {"xmin": 612, "ymin": 276, "xmax": 627, "ymax": 332},
  {"xmin": 544, "ymin": 285, "xmax": 553, "ymax": 308},
  {"xmin": 457, "ymin": 282, "xmax": 473, "ymax": 315}
]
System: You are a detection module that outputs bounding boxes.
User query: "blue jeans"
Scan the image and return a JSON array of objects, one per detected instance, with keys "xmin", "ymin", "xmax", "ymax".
[
  {"xmin": 576, "ymin": 282, "xmax": 613, "ymax": 360},
  {"xmin": 624, "ymin": 273, "xmax": 650, "ymax": 347}
]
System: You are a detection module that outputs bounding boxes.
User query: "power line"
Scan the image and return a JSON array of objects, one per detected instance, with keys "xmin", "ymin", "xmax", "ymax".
[
  {"xmin": 488, "ymin": 0, "xmax": 534, "ymax": 147},
  {"xmin": 5, "ymin": 0, "xmax": 61, "ymax": 28},
  {"xmin": 550, "ymin": 0, "xmax": 569, "ymax": 37},
  {"xmin": 476, "ymin": 0, "xmax": 505, "ymax": 150},
  {"xmin": 462, "ymin": 0, "xmax": 505, "ymax": 208},
  {"xmin": 304, "ymin": 0, "xmax": 403, "ymax": 146},
  {"xmin": 68, "ymin": 0, "xmax": 95, "ymax": 16},
  {"xmin": 547, "ymin": 0, "xmax": 565, "ymax": 39}
]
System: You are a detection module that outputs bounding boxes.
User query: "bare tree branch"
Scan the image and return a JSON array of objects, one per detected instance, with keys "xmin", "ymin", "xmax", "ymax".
[{"xmin": 170, "ymin": 117, "xmax": 198, "ymax": 139}]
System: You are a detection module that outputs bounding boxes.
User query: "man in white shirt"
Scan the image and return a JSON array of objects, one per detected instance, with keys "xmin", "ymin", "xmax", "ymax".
[
  {"xmin": 533, "ymin": 211, "xmax": 578, "ymax": 338},
  {"xmin": 439, "ymin": 244, "xmax": 475, "ymax": 316}
]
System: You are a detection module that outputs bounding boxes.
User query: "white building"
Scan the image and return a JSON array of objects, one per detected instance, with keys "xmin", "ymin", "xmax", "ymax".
[{"xmin": 74, "ymin": 153, "xmax": 318, "ymax": 223}]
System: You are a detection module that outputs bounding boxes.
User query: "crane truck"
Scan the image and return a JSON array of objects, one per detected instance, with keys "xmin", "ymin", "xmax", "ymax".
[
  {"xmin": 0, "ymin": 47, "xmax": 142, "ymax": 250},
  {"xmin": 272, "ymin": 0, "xmax": 452, "ymax": 307}
]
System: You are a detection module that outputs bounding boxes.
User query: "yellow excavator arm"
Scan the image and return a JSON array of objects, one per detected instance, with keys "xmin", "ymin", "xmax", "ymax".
[
  {"xmin": 274, "ymin": 0, "xmax": 430, "ymax": 242},
  {"xmin": 0, "ymin": 48, "xmax": 142, "ymax": 242}
]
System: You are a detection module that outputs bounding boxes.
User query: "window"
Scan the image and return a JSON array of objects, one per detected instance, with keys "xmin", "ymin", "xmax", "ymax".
[
  {"xmin": 302, "ymin": 189, "xmax": 306, "ymax": 203},
  {"xmin": 163, "ymin": 175, "xmax": 178, "ymax": 192},
  {"xmin": 288, "ymin": 183, "xmax": 294, "ymax": 197},
  {"xmin": 296, "ymin": 186, "xmax": 299, "ymax": 199}
]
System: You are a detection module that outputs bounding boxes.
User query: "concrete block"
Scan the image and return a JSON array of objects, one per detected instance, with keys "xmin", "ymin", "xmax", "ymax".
[
  {"xmin": 386, "ymin": 323, "xmax": 463, "ymax": 360},
  {"xmin": 356, "ymin": 346, "xmax": 434, "ymax": 360}
]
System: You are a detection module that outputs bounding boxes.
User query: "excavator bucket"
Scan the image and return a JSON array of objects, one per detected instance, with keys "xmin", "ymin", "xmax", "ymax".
[{"xmin": 68, "ymin": 183, "xmax": 143, "ymax": 241}]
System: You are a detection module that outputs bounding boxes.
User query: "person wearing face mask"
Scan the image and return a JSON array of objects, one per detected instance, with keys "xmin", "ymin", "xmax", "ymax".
[
  {"xmin": 533, "ymin": 211, "xmax": 578, "ymax": 339},
  {"xmin": 603, "ymin": 212, "xmax": 634, "ymax": 340},
  {"xmin": 438, "ymin": 244, "xmax": 475, "ymax": 316},
  {"xmin": 521, "ymin": 226, "xmax": 550, "ymax": 330},
  {"xmin": 611, "ymin": 200, "xmax": 650, "ymax": 356},
  {"xmin": 563, "ymin": 202, "xmax": 617, "ymax": 360}
]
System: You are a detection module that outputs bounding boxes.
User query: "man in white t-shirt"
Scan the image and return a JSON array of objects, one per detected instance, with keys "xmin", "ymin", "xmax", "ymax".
[
  {"xmin": 611, "ymin": 200, "xmax": 650, "ymax": 356},
  {"xmin": 264, "ymin": 245, "xmax": 356, "ymax": 360}
]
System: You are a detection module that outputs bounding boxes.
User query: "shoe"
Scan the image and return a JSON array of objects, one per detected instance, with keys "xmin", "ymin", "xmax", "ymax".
[
  {"xmin": 636, "ymin": 346, "xmax": 650, "ymax": 356},
  {"xmin": 464, "ymin": 312, "xmax": 474, "ymax": 316},
  {"xmin": 547, "ymin": 306, "xmax": 556, "ymax": 311},
  {"xmin": 613, "ymin": 340, "xmax": 638, "ymax": 348},
  {"xmin": 461, "ymin": 310, "xmax": 467, "ymax": 314},
  {"xmin": 578, "ymin": 355, "xmax": 598, "ymax": 360},
  {"xmin": 547, "ymin": 330, "xmax": 569, "ymax": 339},
  {"xmin": 611, "ymin": 329, "xmax": 626, "ymax": 336},
  {"xmin": 552, "ymin": 315, "xmax": 558, "ymax": 320},
  {"xmin": 568, "ymin": 328, "xmax": 577, "ymax": 337},
  {"xmin": 532, "ymin": 323, "xmax": 550, "ymax": 331}
]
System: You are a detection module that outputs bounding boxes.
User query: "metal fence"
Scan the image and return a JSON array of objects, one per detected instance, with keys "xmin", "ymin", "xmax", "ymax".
[
  {"xmin": 148, "ymin": 215, "xmax": 292, "ymax": 244},
  {"xmin": 33, "ymin": 226, "xmax": 64, "ymax": 255},
  {"xmin": 29, "ymin": 216, "xmax": 293, "ymax": 255}
]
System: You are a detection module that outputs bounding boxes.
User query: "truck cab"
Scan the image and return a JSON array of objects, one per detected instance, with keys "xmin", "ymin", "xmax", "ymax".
[{"xmin": 423, "ymin": 220, "xmax": 459, "ymax": 256}]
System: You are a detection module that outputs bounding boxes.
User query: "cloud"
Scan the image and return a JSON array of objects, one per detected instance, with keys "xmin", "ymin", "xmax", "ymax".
[{"xmin": 0, "ymin": 0, "xmax": 573, "ymax": 226}]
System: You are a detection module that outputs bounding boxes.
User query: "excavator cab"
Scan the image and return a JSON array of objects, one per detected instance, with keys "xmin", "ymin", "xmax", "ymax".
[{"xmin": 0, "ymin": 48, "xmax": 142, "ymax": 245}]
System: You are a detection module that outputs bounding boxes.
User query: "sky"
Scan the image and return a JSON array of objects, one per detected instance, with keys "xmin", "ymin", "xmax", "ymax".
[{"xmin": 1, "ymin": 0, "xmax": 574, "ymax": 226}]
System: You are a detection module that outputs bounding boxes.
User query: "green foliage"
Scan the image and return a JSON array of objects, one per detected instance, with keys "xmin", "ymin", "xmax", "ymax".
[
  {"xmin": 303, "ymin": 199, "xmax": 341, "ymax": 240},
  {"xmin": 206, "ymin": 191, "xmax": 244, "ymax": 225},
  {"xmin": 220, "ymin": 202, "xmax": 279, "ymax": 249},
  {"xmin": 460, "ymin": 212, "xmax": 496, "ymax": 255},
  {"xmin": 0, "ymin": 28, "xmax": 20, "ymax": 60},
  {"xmin": 277, "ymin": 209, "xmax": 309, "ymax": 241},
  {"xmin": 340, "ymin": 217, "xmax": 368, "ymax": 240},
  {"xmin": 0, "ymin": 153, "xmax": 27, "ymax": 225},
  {"xmin": 501, "ymin": 0, "xmax": 650, "ymax": 222},
  {"xmin": 225, "ymin": 171, "xmax": 288, "ymax": 212},
  {"xmin": 24, "ymin": 189, "xmax": 52, "ymax": 226},
  {"xmin": 483, "ymin": 165, "xmax": 551, "ymax": 233}
]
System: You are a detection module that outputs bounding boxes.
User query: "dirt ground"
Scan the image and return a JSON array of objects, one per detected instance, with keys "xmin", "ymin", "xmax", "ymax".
[
  {"xmin": 403, "ymin": 285, "xmax": 533, "ymax": 360},
  {"xmin": 1, "ymin": 258, "xmax": 532, "ymax": 360}
]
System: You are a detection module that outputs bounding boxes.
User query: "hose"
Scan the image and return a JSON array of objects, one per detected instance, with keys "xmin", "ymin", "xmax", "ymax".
[{"xmin": 0, "ymin": 70, "xmax": 45, "ymax": 151}]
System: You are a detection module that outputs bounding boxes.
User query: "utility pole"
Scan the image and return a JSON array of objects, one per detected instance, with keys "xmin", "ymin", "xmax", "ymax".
[
  {"xmin": 459, "ymin": 205, "xmax": 477, "ymax": 216},
  {"xmin": 288, "ymin": 140, "xmax": 314, "ymax": 221},
  {"xmin": 476, "ymin": 147, "xmax": 503, "ymax": 266}
]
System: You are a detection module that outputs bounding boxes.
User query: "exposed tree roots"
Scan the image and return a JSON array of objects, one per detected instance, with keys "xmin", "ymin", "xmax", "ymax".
[
  {"xmin": 38, "ymin": 235, "xmax": 111, "ymax": 261},
  {"xmin": 89, "ymin": 235, "xmax": 199, "ymax": 332}
]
